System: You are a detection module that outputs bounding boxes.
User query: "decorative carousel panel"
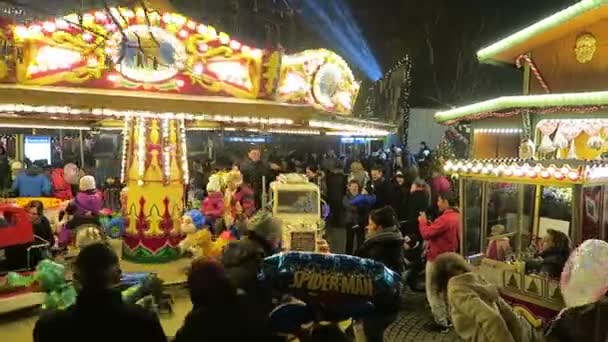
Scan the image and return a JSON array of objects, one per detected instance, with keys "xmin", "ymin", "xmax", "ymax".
[
  {"xmin": 277, "ymin": 49, "xmax": 360, "ymax": 115},
  {"xmin": 10, "ymin": 7, "xmax": 275, "ymax": 99},
  {"xmin": 0, "ymin": 26, "xmax": 14, "ymax": 82}
]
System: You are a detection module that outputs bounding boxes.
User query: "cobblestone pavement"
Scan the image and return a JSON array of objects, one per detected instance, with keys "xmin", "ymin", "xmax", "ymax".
[
  {"xmin": 325, "ymin": 227, "xmax": 462, "ymax": 342},
  {"xmin": 386, "ymin": 290, "xmax": 461, "ymax": 342}
]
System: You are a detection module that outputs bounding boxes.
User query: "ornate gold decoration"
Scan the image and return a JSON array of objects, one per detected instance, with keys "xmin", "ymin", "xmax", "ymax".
[{"xmin": 575, "ymin": 32, "xmax": 596, "ymax": 64}]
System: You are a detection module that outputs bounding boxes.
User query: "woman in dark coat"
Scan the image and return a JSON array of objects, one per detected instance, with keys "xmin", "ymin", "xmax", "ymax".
[
  {"xmin": 527, "ymin": 229, "xmax": 571, "ymax": 278},
  {"xmin": 356, "ymin": 206, "xmax": 404, "ymax": 342},
  {"xmin": 174, "ymin": 259, "xmax": 273, "ymax": 342},
  {"xmin": 403, "ymin": 178, "xmax": 430, "ymax": 236},
  {"xmin": 391, "ymin": 172, "xmax": 409, "ymax": 221}
]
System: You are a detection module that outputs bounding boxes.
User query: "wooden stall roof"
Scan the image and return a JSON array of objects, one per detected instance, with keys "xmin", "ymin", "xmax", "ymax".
[
  {"xmin": 477, "ymin": 0, "xmax": 608, "ymax": 65},
  {"xmin": 434, "ymin": 91, "xmax": 608, "ymax": 124},
  {"xmin": 444, "ymin": 158, "xmax": 608, "ymax": 185}
]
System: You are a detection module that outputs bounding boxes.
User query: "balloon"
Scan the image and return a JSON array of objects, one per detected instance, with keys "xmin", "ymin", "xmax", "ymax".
[
  {"xmin": 63, "ymin": 163, "xmax": 80, "ymax": 185},
  {"xmin": 262, "ymin": 252, "xmax": 401, "ymax": 303},
  {"xmin": 560, "ymin": 239, "xmax": 608, "ymax": 308}
]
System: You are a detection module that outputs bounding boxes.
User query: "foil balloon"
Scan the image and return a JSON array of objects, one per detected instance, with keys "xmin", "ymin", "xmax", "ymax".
[
  {"xmin": 63, "ymin": 163, "xmax": 80, "ymax": 185},
  {"xmin": 262, "ymin": 252, "xmax": 401, "ymax": 303},
  {"xmin": 560, "ymin": 239, "xmax": 608, "ymax": 308}
]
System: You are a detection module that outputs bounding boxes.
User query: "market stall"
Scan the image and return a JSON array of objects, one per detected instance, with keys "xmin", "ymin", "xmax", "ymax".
[
  {"xmin": 446, "ymin": 158, "xmax": 608, "ymax": 326},
  {"xmin": 434, "ymin": 0, "xmax": 608, "ymax": 160}
]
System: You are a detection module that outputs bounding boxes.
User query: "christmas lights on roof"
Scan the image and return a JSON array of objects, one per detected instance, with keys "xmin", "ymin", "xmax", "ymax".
[
  {"xmin": 477, "ymin": 0, "xmax": 608, "ymax": 64},
  {"xmin": 434, "ymin": 91, "xmax": 608, "ymax": 124},
  {"xmin": 444, "ymin": 158, "xmax": 608, "ymax": 184}
]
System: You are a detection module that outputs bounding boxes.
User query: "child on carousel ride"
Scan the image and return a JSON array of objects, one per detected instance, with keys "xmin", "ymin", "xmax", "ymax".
[
  {"xmin": 218, "ymin": 170, "xmax": 255, "ymax": 237},
  {"xmin": 201, "ymin": 174, "xmax": 224, "ymax": 231}
]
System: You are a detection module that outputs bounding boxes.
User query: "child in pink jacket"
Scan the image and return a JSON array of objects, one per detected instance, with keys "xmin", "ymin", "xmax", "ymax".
[{"xmin": 201, "ymin": 175, "xmax": 224, "ymax": 228}]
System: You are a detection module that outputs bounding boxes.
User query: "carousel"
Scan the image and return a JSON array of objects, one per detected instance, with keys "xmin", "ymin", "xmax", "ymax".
[
  {"xmin": 435, "ymin": 0, "xmax": 608, "ymax": 326},
  {"xmin": 0, "ymin": 4, "xmax": 393, "ymax": 316}
]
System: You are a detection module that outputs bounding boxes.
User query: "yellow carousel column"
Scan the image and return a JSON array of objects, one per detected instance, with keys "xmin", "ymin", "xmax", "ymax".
[{"xmin": 121, "ymin": 115, "xmax": 187, "ymax": 263}]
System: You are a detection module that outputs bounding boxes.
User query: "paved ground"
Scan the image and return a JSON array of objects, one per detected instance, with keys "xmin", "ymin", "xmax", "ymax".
[{"xmin": 325, "ymin": 226, "xmax": 461, "ymax": 341}]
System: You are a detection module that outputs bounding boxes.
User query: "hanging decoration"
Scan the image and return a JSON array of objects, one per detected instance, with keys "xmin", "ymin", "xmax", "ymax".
[
  {"xmin": 575, "ymin": 32, "xmax": 597, "ymax": 64},
  {"xmin": 537, "ymin": 121, "xmax": 558, "ymax": 154},
  {"xmin": 584, "ymin": 121, "xmax": 603, "ymax": 150},
  {"xmin": 515, "ymin": 54, "xmax": 550, "ymax": 93}
]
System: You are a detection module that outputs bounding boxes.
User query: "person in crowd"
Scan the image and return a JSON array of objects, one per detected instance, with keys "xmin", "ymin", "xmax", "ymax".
[
  {"xmin": 174, "ymin": 259, "xmax": 272, "ymax": 342},
  {"xmin": 348, "ymin": 161, "xmax": 369, "ymax": 189},
  {"xmin": 356, "ymin": 206, "xmax": 404, "ymax": 342},
  {"xmin": 431, "ymin": 253, "xmax": 544, "ymax": 342},
  {"xmin": 201, "ymin": 174, "xmax": 224, "ymax": 230},
  {"xmin": 430, "ymin": 170, "xmax": 452, "ymax": 218},
  {"xmin": 546, "ymin": 239, "xmax": 608, "ymax": 342},
  {"xmin": 526, "ymin": 229, "xmax": 571, "ymax": 278},
  {"xmin": 49, "ymin": 162, "xmax": 74, "ymax": 200},
  {"xmin": 33, "ymin": 243, "xmax": 167, "ymax": 342},
  {"xmin": 73, "ymin": 175, "xmax": 103, "ymax": 217},
  {"xmin": 391, "ymin": 171, "xmax": 409, "ymax": 222},
  {"xmin": 417, "ymin": 141, "xmax": 432, "ymax": 163},
  {"xmin": 370, "ymin": 165, "xmax": 394, "ymax": 210},
  {"xmin": 419, "ymin": 191, "xmax": 460, "ymax": 333},
  {"xmin": 221, "ymin": 170, "xmax": 255, "ymax": 235},
  {"xmin": 343, "ymin": 180, "xmax": 373, "ymax": 255},
  {"xmin": 326, "ymin": 165, "xmax": 347, "ymax": 227},
  {"xmin": 404, "ymin": 177, "xmax": 430, "ymax": 235},
  {"xmin": 241, "ymin": 146, "xmax": 268, "ymax": 209},
  {"xmin": 26, "ymin": 200, "xmax": 54, "ymax": 246},
  {"xmin": 12, "ymin": 164, "xmax": 51, "ymax": 197},
  {"xmin": 485, "ymin": 224, "xmax": 512, "ymax": 262},
  {"xmin": 222, "ymin": 211, "xmax": 282, "ymax": 324},
  {"xmin": 0, "ymin": 145, "xmax": 10, "ymax": 194},
  {"xmin": 306, "ymin": 164, "xmax": 327, "ymax": 198}
]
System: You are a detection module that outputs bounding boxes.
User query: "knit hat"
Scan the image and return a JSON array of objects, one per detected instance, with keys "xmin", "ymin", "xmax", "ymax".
[
  {"xmin": 206, "ymin": 174, "xmax": 222, "ymax": 193},
  {"xmin": 79, "ymin": 175, "xmax": 96, "ymax": 191},
  {"xmin": 248, "ymin": 210, "xmax": 282, "ymax": 245}
]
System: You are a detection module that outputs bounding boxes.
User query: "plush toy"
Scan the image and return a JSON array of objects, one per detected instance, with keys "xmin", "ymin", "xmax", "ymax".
[{"xmin": 178, "ymin": 229, "xmax": 228, "ymax": 259}]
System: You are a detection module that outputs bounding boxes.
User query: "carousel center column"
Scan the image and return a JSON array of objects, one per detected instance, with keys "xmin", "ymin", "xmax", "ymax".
[{"xmin": 121, "ymin": 115, "xmax": 188, "ymax": 263}]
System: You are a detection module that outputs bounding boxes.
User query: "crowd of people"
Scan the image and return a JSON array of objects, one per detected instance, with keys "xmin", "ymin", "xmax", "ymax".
[{"xmin": 4, "ymin": 141, "xmax": 606, "ymax": 342}]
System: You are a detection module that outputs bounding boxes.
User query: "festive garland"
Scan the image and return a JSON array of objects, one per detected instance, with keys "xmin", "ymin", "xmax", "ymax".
[
  {"xmin": 516, "ymin": 54, "xmax": 551, "ymax": 93},
  {"xmin": 442, "ymin": 105, "xmax": 608, "ymax": 125}
]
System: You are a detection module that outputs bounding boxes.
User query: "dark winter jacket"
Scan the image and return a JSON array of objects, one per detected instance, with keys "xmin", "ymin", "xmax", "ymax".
[
  {"xmin": 546, "ymin": 298, "xmax": 608, "ymax": 342},
  {"xmin": 406, "ymin": 188, "xmax": 430, "ymax": 222},
  {"xmin": 222, "ymin": 232, "xmax": 275, "ymax": 294},
  {"xmin": 326, "ymin": 171, "xmax": 347, "ymax": 204},
  {"xmin": 33, "ymin": 289, "xmax": 167, "ymax": 342},
  {"xmin": 34, "ymin": 216, "xmax": 55, "ymax": 246},
  {"xmin": 392, "ymin": 183, "xmax": 409, "ymax": 221},
  {"xmin": 173, "ymin": 295, "xmax": 274, "ymax": 342},
  {"xmin": 356, "ymin": 226, "xmax": 404, "ymax": 313},
  {"xmin": 356, "ymin": 225, "xmax": 405, "ymax": 275},
  {"xmin": 241, "ymin": 158, "xmax": 268, "ymax": 207},
  {"xmin": 371, "ymin": 178, "xmax": 394, "ymax": 210},
  {"xmin": 526, "ymin": 247, "xmax": 570, "ymax": 279},
  {"xmin": 343, "ymin": 192, "xmax": 374, "ymax": 227}
]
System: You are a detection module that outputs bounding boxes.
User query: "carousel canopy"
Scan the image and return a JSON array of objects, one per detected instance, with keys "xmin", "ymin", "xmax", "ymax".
[
  {"xmin": 0, "ymin": 6, "xmax": 392, "ymax": 136},
  {"xmin": 477, "ymin": 0, "xmax": 608, "ymax": 65}
]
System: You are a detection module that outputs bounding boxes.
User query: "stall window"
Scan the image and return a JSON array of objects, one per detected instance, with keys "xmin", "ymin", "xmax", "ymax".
[
  {"xmin": 463, "ymin": 180, "xmax": 482, "ymax": 257},
  {"xmin": 583, "ymin": 186, "xmax": 602, "ymax": 241},
  {"xmin": 537, "ymin": 186, "xmax": 572, "ymax": 246},
  {"xmin": 485, "ymin": 183, "xmax": 535, "ymax": 258}
]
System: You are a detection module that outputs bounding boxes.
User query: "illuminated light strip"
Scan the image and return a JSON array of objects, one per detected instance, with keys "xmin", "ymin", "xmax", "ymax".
[
  {"xmin": 587, "ymin": 165, "xmax": 608, "ymax": 180},
  {"xmin": 179, "ymin": 119, "xmax": 189, "ymax": 184},
  {"xmin": 325, "ymin": 131, "xmax": 387, "ymax": 137},
  {"xmin": 137, "ymin": 117, "xmax": 146, "ymax": 186},
  {"xmin": 477, "ymin": 0, "xmax": 606, "ymax": 64},
  {"xmin": 120, "ymin": 117, "xmax": 131, "ymax": 183},
  {"xmin": 475, "ymin": 128, "xmax": 523, "ymax": 134},
  {"xmin": 161, "ymin": 119, "xmax": 171, "ymax": 180},
  {"xmin": 309, "ymin": 120, "xmax": 391, "ymax": 135},
  {"xmin": 443, "ymin": 160, "xmax": 585, "ymax": 182},
  {"xmin": 434, "ymin": 91, "xmax": 608, "ymax": 124},
  {"xmin": 266, "ymin": 128, "xmax": 321, "ymax": 135},
  {"xmin": 0, "ymin": 123, "xmax": 90, "ymax": 130}
]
